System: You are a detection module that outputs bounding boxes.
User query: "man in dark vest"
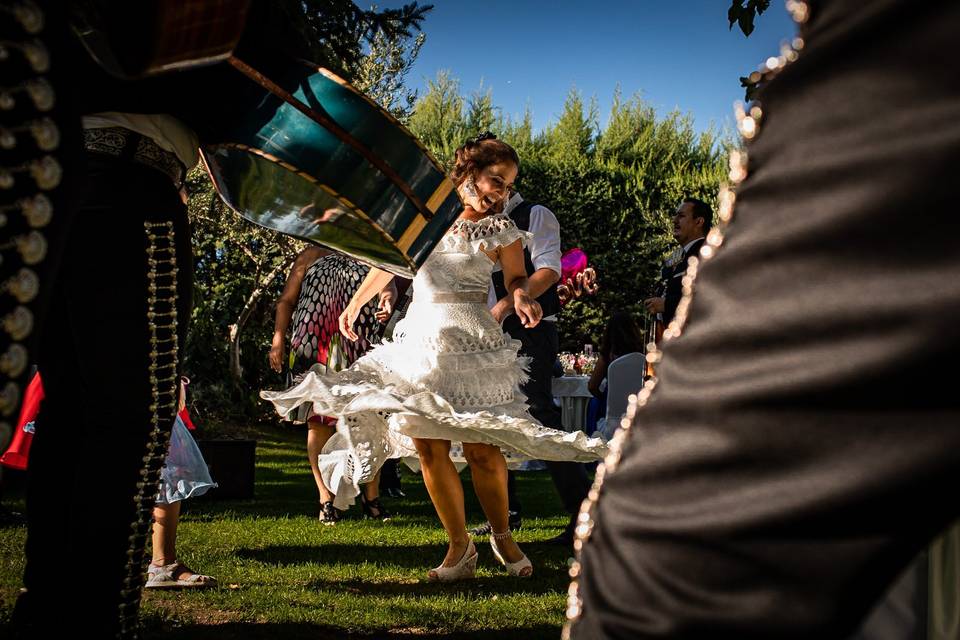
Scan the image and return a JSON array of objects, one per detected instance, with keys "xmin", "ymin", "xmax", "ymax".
[
  {"xmin": 473, "ymin": 190, "xmax": 591, "ymax": 545},
  {"xmin": 643, "ymin": 197, "xmax": 712, "ymax": 327}
]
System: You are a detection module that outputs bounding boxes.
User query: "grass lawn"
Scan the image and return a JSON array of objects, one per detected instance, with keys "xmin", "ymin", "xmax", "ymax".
[{"xmin": 0, "ymin": 422, "xmax": 577, "ymax": 639}]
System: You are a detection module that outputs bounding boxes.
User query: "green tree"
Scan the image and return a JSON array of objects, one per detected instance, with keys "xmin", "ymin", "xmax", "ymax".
[
  {"xmin": 283, "ymin": 0, "xmax": 432, "ymax": 74},
  {"xmin": 544, "ymin": 88, "xmax": 598, "ymax": 162},
  {"xmin": 407, "ymin": 70, "xmax": 468, "ymax": 165},
  {"xmin": 353, "ymin": 30, "xmax": 426, "ymax": 122},
  {"xmin": 464, "ymin": 83, "xmax": 497, "ymax": 136},
  {"xmin": 499, "ymin": 105, "xmax": 539, "ymax": 161}
]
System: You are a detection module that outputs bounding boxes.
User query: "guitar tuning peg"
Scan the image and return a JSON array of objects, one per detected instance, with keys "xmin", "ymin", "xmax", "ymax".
[
  {"xmin": 3, "ymin": 306, "xmax": 33, "ymax": 341},
  {"xmin": 30, "ymin": 118, "xmax": 59, "ymax": 151},
  {"xmin": 0, "ymin": 382, "xmax": 19, "ymax": 417},
  {"xmin": 22, "ymin": 193, "xmax": 53, "ymax": 227},
  {"xmin": 14, "ymin": 2, "xmax": 45, "ymax": 34},
  {"xmin": 0, "ymin": 343, "xmax": 28, "ymax": 377},
  {"xmin": 0, "ymin": 128, "xmax": 15, "ymax": 149},
  {"xmin": 25, "ymin": 78, "xmax": 54, "ymax": 111},
  {"xmin": 30, "ymin": 156, "xmax": 61, "ymax": 189},
  {"xmin": 7, "ymin": 268, "xmax": 40, "ymax": 303},
  {"xmin": 22, "ymin": 40, "xmax": 49, "ymax": 73},
  {"xmin": 16, "ymin": 231, "xmax": 47, "ymax": 264}
]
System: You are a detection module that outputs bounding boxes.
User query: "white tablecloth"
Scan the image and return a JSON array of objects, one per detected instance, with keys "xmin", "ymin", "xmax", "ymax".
[{"xmin": 552, "ymin": 375, "xmax": 592, "ymax": 432}]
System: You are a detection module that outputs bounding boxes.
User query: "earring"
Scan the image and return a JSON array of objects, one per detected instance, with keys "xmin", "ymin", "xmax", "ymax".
[{"xmin": 459, "ymin": 178, "xmax": 478, "ymax": 201}]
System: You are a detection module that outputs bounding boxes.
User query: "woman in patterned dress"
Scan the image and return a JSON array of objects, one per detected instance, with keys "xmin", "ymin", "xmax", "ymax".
[{"xmin": 270, "ymin": 246, "xmax": 397, "ymax": 523}]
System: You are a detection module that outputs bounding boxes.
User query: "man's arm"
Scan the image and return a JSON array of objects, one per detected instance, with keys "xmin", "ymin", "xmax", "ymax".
[{"xmin": 492, "ymin": 205, "xmax": 562, "ymax": 323}]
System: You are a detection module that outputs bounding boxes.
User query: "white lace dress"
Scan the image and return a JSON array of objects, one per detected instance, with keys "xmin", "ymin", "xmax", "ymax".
[{"xmin": 261, "ymin": 214, "xmax": 608, "ymax": 509}]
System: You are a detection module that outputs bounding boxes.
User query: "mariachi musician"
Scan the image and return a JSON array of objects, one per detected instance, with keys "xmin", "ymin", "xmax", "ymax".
[
  {"xmin": 3, "ymin": 2, "xmax": 429, "ymax": 637},
  {"xmin": 643, "ymin": 245, "xmax": 683, "ymax": 356},
  {"xmin": 642, "ymin": 198, "xmax": 713, "ymax": 330}
]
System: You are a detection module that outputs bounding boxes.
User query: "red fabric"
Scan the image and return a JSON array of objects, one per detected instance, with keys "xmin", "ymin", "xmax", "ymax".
[
  {"xmin": 1, "ymin": 372, "xmax": 44, "ymax": 471},
  {"xmin": 1, "ymin": 375, "xmax": 200, "ymax": 468},
  {"xmin": 178, "ymin": 407, "xmax": 196, "ymax": 431},
  {"xmin": 307, "ymin": 415, "xmax": 337, "ymax": 427}
]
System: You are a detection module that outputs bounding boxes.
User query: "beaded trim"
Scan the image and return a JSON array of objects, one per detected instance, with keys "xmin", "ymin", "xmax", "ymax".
[
  {"xmin": 116, "ymin": 221, "xmax": 182, "ymax": 638},
  {"xmin": 561, "ymin": 3, "xmax": 812, "ymax": 636}
]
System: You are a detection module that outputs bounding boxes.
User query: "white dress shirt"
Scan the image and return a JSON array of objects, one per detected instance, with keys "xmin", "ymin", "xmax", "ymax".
[
  {"xmin": 82, "ymin": 112, "xmax": 199, "ymax": 169},
  {"xmin": 488, "ymin": 192, "xmax": 562, "ymax": 322}
]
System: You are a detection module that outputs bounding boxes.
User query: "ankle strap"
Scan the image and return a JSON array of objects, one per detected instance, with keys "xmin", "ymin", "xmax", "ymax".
[{"xmin": 491, "ymin": 530, "xmax": 512, "ymax": 540}]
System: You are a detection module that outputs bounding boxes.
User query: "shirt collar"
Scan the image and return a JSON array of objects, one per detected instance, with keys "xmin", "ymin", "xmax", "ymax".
[
  {"xmin": 682, "ymin": 236, "xmax": 705, "ymax": 254},
  {"xmin": 503, "ymin": 192, "xmax": 524, "ymax": 215}
]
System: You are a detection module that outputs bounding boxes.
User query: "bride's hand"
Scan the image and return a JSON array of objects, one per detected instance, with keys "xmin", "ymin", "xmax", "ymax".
[
  {"xmin": 513, "ymin": 291, "xmax": 542, "ymax": 328},
  {"xmin": 338, "ymin": 304, "xmax": 360, "ymax": 342}
]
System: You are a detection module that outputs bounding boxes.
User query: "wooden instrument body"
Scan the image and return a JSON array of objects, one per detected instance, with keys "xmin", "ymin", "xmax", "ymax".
[
  {"xmin": 202, "ymin": 63, "xmax": 460, "ymax": 278},
  {"xmin": 70, "ymin": 0, "xmax": 251, "ymax": 78}
]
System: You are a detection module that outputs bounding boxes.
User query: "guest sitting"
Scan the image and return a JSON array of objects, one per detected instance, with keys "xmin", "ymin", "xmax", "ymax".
[{"xmin": 588, "ymin": 311, "xmax": 645, "ymax": 440}]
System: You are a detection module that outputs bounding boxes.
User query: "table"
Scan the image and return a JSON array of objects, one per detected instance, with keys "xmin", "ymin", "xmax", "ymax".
[{"xmin": 552, "ymin": 375, "xmax": 592, "ymax": 432}]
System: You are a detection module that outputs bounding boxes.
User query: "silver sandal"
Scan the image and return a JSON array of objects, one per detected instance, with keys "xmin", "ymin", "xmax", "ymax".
[{"xmin": 146, "ymin": 561, "xmax": 218, "ymax": 589}]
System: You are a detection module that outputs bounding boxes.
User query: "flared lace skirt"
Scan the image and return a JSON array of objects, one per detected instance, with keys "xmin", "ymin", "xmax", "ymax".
[{"xmin": 262, "ymin": 300, "xmax": 607, "ymax": 509}]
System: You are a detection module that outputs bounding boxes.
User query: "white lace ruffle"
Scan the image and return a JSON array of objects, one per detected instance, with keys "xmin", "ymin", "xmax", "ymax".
[
  {"xmin": 434, "ymin": 213, "xmax": 532, "ymax": 255},
  {"xmin": 263, "ymin": 370, "xmax": 608, "ymax": 510},
  {"xmin": 352, "ymin": 338, "xmax": 530, "ymax": 410}
]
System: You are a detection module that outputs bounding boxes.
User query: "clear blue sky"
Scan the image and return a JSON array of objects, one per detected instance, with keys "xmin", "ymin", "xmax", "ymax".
[{"xmin": 377, "ymin": 0, "xmax": 797, "ymax": 136}]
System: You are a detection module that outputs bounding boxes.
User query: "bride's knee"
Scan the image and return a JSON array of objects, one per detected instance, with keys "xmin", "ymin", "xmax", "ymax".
[
  {"xmin": 463, "ymin": 443, "xmax": 503, "ymax": 472},
  {"xmin": 414, "ymin": 438, "xmax": 450, "ymax": 467}
]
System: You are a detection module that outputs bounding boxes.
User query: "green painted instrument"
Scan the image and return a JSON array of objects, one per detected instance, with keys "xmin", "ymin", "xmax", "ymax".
[{"xmin": 202, "ymin": 58, "xmax": 460, "ymax": 278}]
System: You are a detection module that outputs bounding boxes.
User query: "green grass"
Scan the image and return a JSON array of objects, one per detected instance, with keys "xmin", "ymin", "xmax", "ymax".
[{"xmin": 0, "ymin": 423, "xmax": 576, "ymax": 638}]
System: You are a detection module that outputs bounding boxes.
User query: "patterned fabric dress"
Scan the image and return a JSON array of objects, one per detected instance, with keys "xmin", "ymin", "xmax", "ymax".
[
  {"xmin": 287, "ymin": 253, "xmax": 383, "ymax": 422},
  {"xmin": 263, "ymin": 215, "xmax": 607, "ymax": 508}
]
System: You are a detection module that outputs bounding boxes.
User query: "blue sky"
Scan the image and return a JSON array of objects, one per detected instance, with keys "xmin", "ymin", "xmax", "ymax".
[{"xmin": 377, "ymin": 0, "xmax": 797, "ymax": 136}]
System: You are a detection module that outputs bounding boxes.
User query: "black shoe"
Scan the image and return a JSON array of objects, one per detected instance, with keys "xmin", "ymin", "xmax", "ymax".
[
  {"xmin": 384, "ymin": 487, "xmax": 406, "ymax": 499},
  {"xmin": 360, "ymin": 495, "xmax": 392, "ymax": 521},
  {"xmin": 469, "ymin": 511, "xmax": 522, "ymax": 536},
  {"xmin": 319, "ymin": 500, "xmax": 341, "ymax": 525}
]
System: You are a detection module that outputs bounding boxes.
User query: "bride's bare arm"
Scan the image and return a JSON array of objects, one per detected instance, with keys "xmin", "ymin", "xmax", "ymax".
[
  {"xmin": 499, "ymin": 239, "xmax": 543, "ymax": 328},
  {"xmin": 339, "ymin": 267, "xmax": 396, "ymax": 341}
]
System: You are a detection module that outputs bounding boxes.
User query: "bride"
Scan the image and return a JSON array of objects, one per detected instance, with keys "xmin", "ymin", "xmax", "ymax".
[{"xmin": 262, "ymin": 134, "xmax": 606, "ymax": 581}]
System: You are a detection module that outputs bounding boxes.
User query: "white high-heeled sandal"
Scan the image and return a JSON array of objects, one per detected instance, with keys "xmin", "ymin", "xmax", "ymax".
[
  {"xmin": 427, "ymin": 538, "xmax": 477, "ymax": 583},
  {"xmin": 490, "ymin": 530, "xmax": 533, "ymax": 577}
]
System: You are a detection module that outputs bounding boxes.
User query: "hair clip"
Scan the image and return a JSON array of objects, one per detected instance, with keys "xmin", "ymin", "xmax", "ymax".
[{"xmin": 471, "ymin": 131, "xmax": 497, "ymax": 144}]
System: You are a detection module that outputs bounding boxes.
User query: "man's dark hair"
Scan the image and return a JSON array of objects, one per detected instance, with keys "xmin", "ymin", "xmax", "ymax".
[{"xmin": 683, "ymin": 197, "xmax": 714, "ymax": 234}]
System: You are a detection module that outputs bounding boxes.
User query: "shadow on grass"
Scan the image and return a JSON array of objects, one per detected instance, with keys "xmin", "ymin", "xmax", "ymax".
[
  {"xmin": 141, "ymin": 621, "xmax": 561, "ymax": 640},
  {"xmin": 307, "ymin": 574, "xmax": 564, "ymax": 597},
  {"xmin": 236, "ymin": 542, "xmax": 571, "ymax": 579}
]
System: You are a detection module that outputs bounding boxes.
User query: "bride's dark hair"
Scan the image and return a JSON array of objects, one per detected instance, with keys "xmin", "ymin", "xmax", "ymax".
[{"xmin": 451, "ymin": 132, "xmax": 520, "ymax": 186}]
